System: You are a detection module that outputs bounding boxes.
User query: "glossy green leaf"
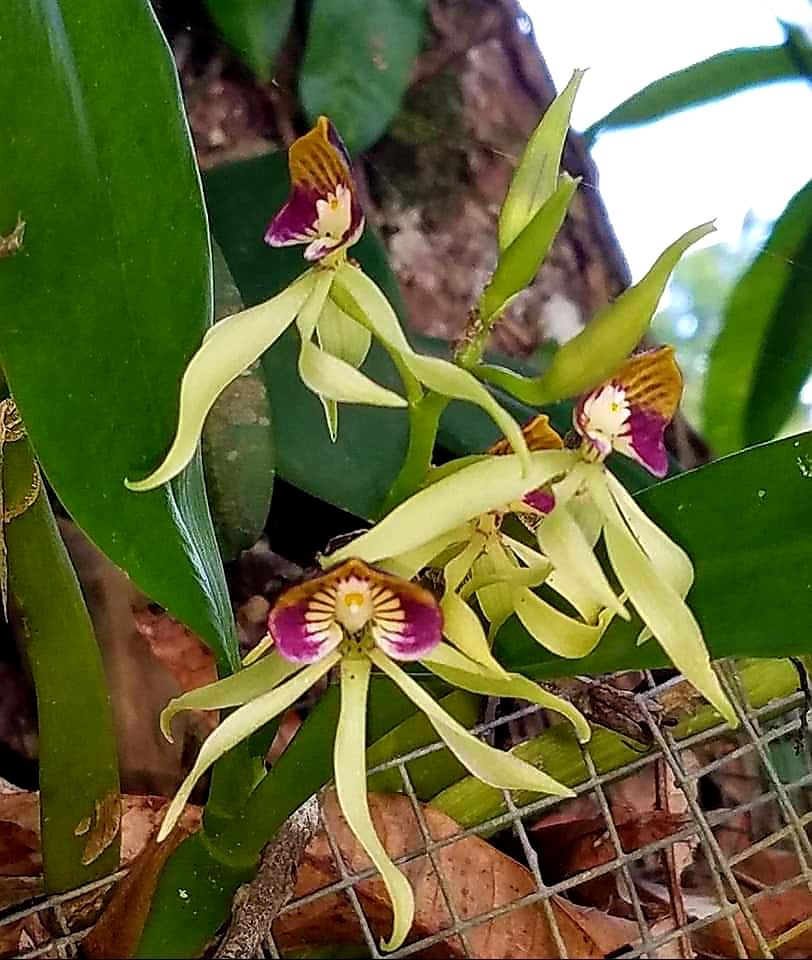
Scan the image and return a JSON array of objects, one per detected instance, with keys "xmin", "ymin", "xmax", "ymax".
[
  {"xmin": 299, "ymin": 0, "xmax": 427, "ymax": 154},
  {"xmin": 477, "ymin": 223, "xmax": 715, "ymax": 406},
  {"xmin": 204, "ymin": 153, "xmax": 409, "ymax": 519},
  {"xmin": 704, "ymin": 179, "xmax": 812, "ymax": 453},
  {"xmin": 480, "ymin": 175, "xmax": 578, "ymax": 322},
  {"xmin": 203, "ymin": 0, "xmax": 294, "ymax": 81},
  {"xmin": 0, "ymin": 0, "xmax": 237, "ymax": 669},
  {"xmin": 498, "ymin": 69, "xmax": 584, "ymax": 250},
  {"xmin": 203, "ymin": 246, "xmax": 275, "ymax": 560},
  {"xmin": 583, "ymin": 31, "xmax": 812, "ymax": 143},
  {"xmin": 495, "ymin": 432, "xmax": 812, "ymax": 678}
]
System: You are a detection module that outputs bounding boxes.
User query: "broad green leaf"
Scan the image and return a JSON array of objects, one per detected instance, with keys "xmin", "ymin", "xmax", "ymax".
[
  {"xmin": 204, "ymin": 153, "xmax": 410, "ymax": 519},
  {"xmin": 299, "ymin": 0, "xmax": 427, "ymax": 154},
  {"xmin": 477, "ymin": 223, "xmax": 715, "ymax": 406},
  {"xmin": 583, "ymin": 32, "xmax": 812, "ymax": 143},
  {"xmin": 0, "ymin": 0, "xmax": 238, "ymax": 669},
  {"xmin": 203, "ymin": 247, "xmax": 275, "ymax": 560},
  {"xmin": 705, "ymin": 179, "xmax": 812, "ymax": 453},
  {"xmin": 498, "ymin": 69, "xmax": 585, "ymax": 250},
  {"xmin": 495, "ymin": 432, "xmax": 812, "ymax": 677},
  {"xmin": 481, "ymin": 175, "xmax": 579, "ymax": 322},
  {"xmin": 203, "ymin": 0, "xmax": 294, "ymax": 81}
]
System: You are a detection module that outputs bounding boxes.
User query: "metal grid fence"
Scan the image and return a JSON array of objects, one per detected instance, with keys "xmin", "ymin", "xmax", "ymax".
[{"xmin": 3, "ymin": 660, "xmax": 812, "ymax": 959}]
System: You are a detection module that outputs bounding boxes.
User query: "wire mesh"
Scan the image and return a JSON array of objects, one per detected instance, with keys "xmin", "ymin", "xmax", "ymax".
[{"xmin": 2, "ymin": 660, "xmax": 812, "ymax": 958}]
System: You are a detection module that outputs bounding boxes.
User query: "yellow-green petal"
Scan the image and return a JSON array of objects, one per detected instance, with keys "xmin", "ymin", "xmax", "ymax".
[
  {"xmin": 585, "ymin": 471, "xmax": 737, "ymax": 727},
  {"xmin": 422, "ymin": 642, "xmax": 591, "ymax": 743},
  {"xmin": 157, "ymin": 653, "xmax": 338, "ymax": 842},
  {"xmin": 440, "ymin": 590, "xmax": 508, "ymax": 676},
  {"xmin": 329, "ymin": 450, "xmax": 576, "ymax": 565},
  {"xmin": 538, "ymin": 505, "xmax": 628, "ymax": 622},
  {"xmin": 378, "ymin": 524, "xmax": 471, "ymax": 580},
  {"xmin": 513, "ymin": 586, "xmax": 607, "ymax": 659},
  {"xmin": 160, "ymin": 650, "xmax": 301, "ymax": 742},
  {"xmin": 371, "ymin": 650, "xmax": 573, "ymax": 797},
  {"xmin": 317, "ymin": 298, "xmax": 371, "ymax": 369},
  {"xmin": 336, "ymin": 657, "xmax": 414, "ymax": 952},
  {"xmin": 127, "ymin": 271, "xmax": 316, "ymax": 490},
  {"xmin": 471, "ymin": 537, "xmax": 526, "ymax": 640},
  {"xmin": 298, "ymin": 339, "xmax": 407, "ymax": 411}
]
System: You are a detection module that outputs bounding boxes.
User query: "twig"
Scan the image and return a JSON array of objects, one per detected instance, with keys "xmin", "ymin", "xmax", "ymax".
[{"xmin": 214, "ymin": 796, "xmax": 320, "ymax": 959}]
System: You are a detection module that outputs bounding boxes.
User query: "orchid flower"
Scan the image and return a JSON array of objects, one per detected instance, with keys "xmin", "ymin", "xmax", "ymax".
[
  {"xmin": 327, "ymin": 447, "xmax": 622, "ymax": 663},
  {"xmin": 127, "ymin": 117, "xmax": 529, "ymax": 491},
  {"xmin": 508, "ymin": 347, "xmax": 736, "ymax": 726},
  {"xmin": 158, "ymin": 559, "xmax": 583, "ymax": 951}
]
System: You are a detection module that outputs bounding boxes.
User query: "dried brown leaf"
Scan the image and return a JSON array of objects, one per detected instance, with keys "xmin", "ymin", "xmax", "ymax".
[{"xmin": 276, "ymin": 792, "xmax": 639, "ymax": 958}]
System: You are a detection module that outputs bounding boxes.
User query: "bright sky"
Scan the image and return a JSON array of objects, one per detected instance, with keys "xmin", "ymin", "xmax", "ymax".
[{"xmin": 523, "ymin": 0, "xmax": 812, "ymax": 279}]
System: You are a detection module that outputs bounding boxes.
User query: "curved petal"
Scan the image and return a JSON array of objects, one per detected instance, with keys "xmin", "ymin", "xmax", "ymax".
[
  {"xmin": 334, "ymin": 265, "xmax": 531, "ymax": 472},
  {"xmin": 440, "ymin": 590, "xmax": 508, "ymax": 676},
  {"xmin": 328, "ymin": 449, "xmax": 577, "ymax": 565},
  {"xmin": 537, "ymin": 492, "xmax": 629, "ymax": 622},
  {"xmin": 317, "ymin": 299, "xmax": 371, "ymax": 369},
  {"xmin": 422, "ymin": 643, "xmax": 591, "ymax": 743},
  {"xmin": 371, "ymin": 650, "xmax": 573, "ymax": 797},
  {"xmin": 378, "ymin": 525, "xmax": 471, "ymax": 580},
  {"xmin": 335, "ymin": 658, "xmax": 414, "ymax": 951},
  {"xmin": 295, "ymin": 268, "xmax": 334, "ymax": 340},
  {"xmin": 160, "ymin": 650, "xmax": 301, "ymax": 741},
  {"xmin": 604, "ymin": 472, "xmax": 693, "ymax": 598},
  {"xmin": 157, "ymin": 654, "xmax": 339, "ymax": 842},
  {"xmin": 471, "ymin": 537, "xmax": 526, "ymax": 640},
  {"xmin": 127, "ymin": 272, "xmax": 315, "ymax": 490},
  {"xmin": 514, "ymin": 587, "xmax": 606, "ymax": 659},
  {"xmin": 298, "ymin": 340, "xmax": 406, "ymax": 409},
  {"xmin": 585, "ymin": 471, "xmax": 737, "ymax": 727}
]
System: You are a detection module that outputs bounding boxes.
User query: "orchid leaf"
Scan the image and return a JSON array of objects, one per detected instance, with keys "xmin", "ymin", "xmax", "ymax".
[
  {"xmin": 704, "ymin": 178, "xmax": 812, "ymax": 453},
  {"xmin": 583, "ymin": 31, "xmax": 812, "ymax": 143},
  {"xmin": 0, "ymin": 0, "xmax": 239, "ymax": 670},
  {"xmin": 203, "ymin": 0, "xmax": 294, "ymax": 82},
  {"xmin": 300, "ymin": 0, "xmax": 427, "ymax": 154}
]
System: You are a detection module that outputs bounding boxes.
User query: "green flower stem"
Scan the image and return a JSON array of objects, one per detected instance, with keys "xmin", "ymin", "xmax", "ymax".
[
  {"xmin": 431, "ymin": 658, "xmax": 799, "ymax": 829},
  {"xmin": 379, "ymin": 390, "xmax": 449, "ymax": 516},
  {"xmin": 3, "ymin": 417, "xmax": 120, "ymax": 891},
  {"xmin": 453, "ymin": 305, "xmax": 504, "ymax": 370}
]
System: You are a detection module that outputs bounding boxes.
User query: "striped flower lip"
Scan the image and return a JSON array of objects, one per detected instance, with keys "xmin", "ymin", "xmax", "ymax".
[
  {"xmin": 574, "ymin": 346, "xmax": 682, "ymax": 478},
  {"xmin": 489, "ymin": 413, "xmax": 563, "ymax": 514},
  {"xmin": 268, "ymin": 559, "xmax": 443, "ymax": 664},
  {"xmin": 264, "ymin": 116, "xmax": 364, "ymax": 262}
]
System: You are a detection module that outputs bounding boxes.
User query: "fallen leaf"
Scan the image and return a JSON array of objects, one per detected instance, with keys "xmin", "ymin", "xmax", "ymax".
[
  {"xmin": 133, "ymin": 606, "xmax": 216, "ymax": 694},
  {"xmin": 275, "ymin": 792, "xmax": 640, "ymax": 958}
]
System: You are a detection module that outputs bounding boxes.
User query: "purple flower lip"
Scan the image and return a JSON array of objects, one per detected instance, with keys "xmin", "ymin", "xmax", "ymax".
[
  {"xmin": 264, "ymin": 117, "xmax": 364, "ymax": 262},
  {"xmin": 268, "ymin": 559, "xmax": 443, "ymax": 664},
  {"xmin": 574, "ymin": 347, "xmax": 682, "ymax": 478}
]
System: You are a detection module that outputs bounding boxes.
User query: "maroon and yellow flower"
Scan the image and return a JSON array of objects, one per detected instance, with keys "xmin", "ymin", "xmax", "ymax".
[
  {"xmin": 157, "ymin": 557, "xmax": 580, "ymax": 951},
  {"xmin": 574, "ymin": 346, "xmax": 682, "ymax": 478},
  {"xmin": 269, "ymin": 559, "xmax": 443, "ymax": 663},
  {"xmin": 264, "ymin": 116, "xmax": 364, "ymax": 262}
]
